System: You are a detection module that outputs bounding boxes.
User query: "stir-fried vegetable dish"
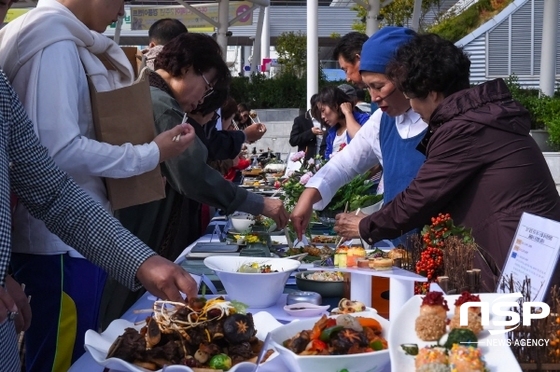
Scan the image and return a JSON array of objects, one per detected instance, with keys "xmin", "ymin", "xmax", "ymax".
[{"xmin": 282, "ymin": 314, "xmax": 388, "ymax": 356}]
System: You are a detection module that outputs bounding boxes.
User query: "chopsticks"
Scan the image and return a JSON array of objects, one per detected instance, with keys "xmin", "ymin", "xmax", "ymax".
[
  {"xmin": 335, "ymin": 202, "xmax": 349, "ymax": 248},
  {"xmin": 335, "ymin": 206, "xmax": 361, "ymax": 248},
  {"xmin": 249, "ymin": 110, "xmax": 260, "ymax": 125},
  {"xmin": 172, "ymin": 113, "xmax": 188, "ymax": 142}
]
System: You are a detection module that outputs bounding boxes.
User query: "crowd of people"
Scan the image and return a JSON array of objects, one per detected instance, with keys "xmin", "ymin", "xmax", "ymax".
[
  {"xmin": 0, "ymin": 1, "xmax": 284, "ymax": 370},
  {"xmin": 0, "ymin": 1, "xmax": 557, "ymax": 371},
  {"xmin": 291, "ymin": 29, "xmax": 560, "ymax": 297}
]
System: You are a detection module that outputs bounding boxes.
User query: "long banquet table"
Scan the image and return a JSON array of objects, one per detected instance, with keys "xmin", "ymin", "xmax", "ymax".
[{"xmin": 69, "ymin": 217, "xmax": 417, "ymax": 372}]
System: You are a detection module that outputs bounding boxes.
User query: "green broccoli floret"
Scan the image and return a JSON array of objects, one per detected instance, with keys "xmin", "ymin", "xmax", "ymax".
[{"xmin": 442, "ymin": 328, "xmax": 478, "ymax": 349}]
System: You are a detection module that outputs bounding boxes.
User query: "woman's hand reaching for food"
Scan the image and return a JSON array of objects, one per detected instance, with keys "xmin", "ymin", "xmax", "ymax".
[
  {"xmin": 262, "ymin": 198, "xmax": 289, "ymax": 229},
  {"xmin": 136, "ymin": 256, "xmax": 199, "ymax": 303},
  {"xmin": 290, "ymin": 188, "xmax": 322, "ymax": 240}
]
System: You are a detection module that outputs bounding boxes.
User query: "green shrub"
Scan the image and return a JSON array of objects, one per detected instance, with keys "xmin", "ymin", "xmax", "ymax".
[
  {"xmin": 428, "ymin": 0, "xmax": 512, "ymax": 42},
  {"xmin": 547, "ymin": 116, "xmax": 560, "ymax": 150},
  {"xmin": 505, "ymin": 75, "xmax": 560, "ymax": 149},
  {"xmin": 230, "ymin": 74, "xmax": 348, "ymax": 109}
]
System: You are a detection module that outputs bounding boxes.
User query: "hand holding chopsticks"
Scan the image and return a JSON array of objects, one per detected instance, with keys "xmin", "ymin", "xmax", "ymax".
[
  {"xmin": 155, "ymin": 113, "xmax": 195, "ymax": 162},
  {"xmin": 333, "ymin": 206, "xmax": 364, "ymax": 242},
  {"xmin": 172, "ymin": 113, "xmax": 189, "ymax": 142}
]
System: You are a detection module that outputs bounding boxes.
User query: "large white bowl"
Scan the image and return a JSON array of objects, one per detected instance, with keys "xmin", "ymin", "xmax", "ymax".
[
  {"xmin": 269, "ymin": 311, "xmax": 391, "ymax": 372},
  {"xmin": 203, "ymin": 256, "xmax": 301, "ymax": 308}
]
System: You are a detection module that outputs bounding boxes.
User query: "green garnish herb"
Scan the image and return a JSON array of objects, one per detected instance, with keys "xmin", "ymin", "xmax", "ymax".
[
  {"xmin": 401, "ymin": 343, "xmax": 419, "ymax": 356},
  {"xmin": 230, "ymin": 300, "xmax": 248, "ymax": 314}
]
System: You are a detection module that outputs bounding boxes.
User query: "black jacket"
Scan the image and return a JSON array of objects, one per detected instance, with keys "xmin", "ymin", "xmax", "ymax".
[
  {"xmin": 289, "ymin": 111, "xmax": 318, "ymax": 158},
  {"xmin": 204, "ymin": 118, "xmax": 246, "ymax": 161}
]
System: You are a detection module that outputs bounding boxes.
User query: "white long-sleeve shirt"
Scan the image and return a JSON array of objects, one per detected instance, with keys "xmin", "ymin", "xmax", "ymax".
[
  {"xmin": 0, "ymin": 0, "xmax": 160, "ymax": 255},
  {"xmin": 307, "ymin": 108, "xmax": 426, "ymax": 210}
]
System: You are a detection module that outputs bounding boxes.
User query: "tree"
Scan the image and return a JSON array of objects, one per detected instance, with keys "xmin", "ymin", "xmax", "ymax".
[
  {"xmin": 352, "ymin": 0, "xmax": 442, "ymax": 32},
  {"xmin": 275, "ymin": 31, "xmax": 307, "ymax": 78}
]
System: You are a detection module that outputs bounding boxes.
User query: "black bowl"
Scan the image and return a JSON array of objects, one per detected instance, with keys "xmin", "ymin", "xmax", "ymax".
[{"xmin": 295, "ymin": 271, "xmax": 345, "ymax": 298}]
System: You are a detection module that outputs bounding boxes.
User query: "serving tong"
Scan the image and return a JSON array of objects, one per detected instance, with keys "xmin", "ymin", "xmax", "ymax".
[{"xmin": 253, "ymin": 333, "xmax": 271, "ymax": 372}]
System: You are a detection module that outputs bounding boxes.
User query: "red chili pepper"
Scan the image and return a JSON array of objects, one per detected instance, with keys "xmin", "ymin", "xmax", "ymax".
[{"xmin": 310, "ymin": 339, "xmax": 327, "ymax": 351}]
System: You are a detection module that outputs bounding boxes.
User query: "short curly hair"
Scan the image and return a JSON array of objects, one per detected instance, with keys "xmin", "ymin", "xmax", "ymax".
[
  {"xmin": 386, "ymin": 33, "xmax": 471, "ymax": 99},
  {"xmin": 154, "ymin": 33, "xmax": 231, "ymax": 90}
]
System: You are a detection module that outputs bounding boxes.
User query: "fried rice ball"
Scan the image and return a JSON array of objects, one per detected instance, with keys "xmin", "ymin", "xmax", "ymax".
[
  {"xmin": 415, "ymin": 314, "xmax": 447, "ymax": 341},
  {"xmin": 449, "ymin": 309, "xmax": 483, "ymax": 335}
]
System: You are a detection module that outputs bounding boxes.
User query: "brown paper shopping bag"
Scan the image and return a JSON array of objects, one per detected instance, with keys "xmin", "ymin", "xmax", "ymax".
[{"xmin": 88, "ymin": 66, "xmax": 165, "ymax": 210}]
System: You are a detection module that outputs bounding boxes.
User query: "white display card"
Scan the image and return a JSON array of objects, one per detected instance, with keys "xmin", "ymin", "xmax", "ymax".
[{"xmin": 498, "ymin": 212, "xmax": 560, "ymax": 301}]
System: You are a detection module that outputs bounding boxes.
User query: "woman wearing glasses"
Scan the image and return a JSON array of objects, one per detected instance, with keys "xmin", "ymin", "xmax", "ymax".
[
  {"xmin": 291, "ymin": 27, "xmax": 428, "ymax": 245},
  {"xmin": 105, "ymin": 34, "xmax": 289, "ymax": 327},
  {"xmin": 118, "ymin": 33, "xmax": 289, "ymax": 262}
]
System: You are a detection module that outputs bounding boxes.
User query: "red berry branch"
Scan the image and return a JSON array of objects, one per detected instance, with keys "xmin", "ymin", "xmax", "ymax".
[{"xmin": 414, "ymin": 213, "xmax": 474, "ymax": 294}]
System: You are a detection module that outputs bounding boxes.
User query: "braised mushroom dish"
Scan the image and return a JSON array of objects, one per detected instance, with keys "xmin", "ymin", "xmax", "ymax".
[
  {"xmin": 107, "ymin": 297, "xmax": 273, "ymax": 371},
  {"xmin": 282, "ymin": 314, "xmax": 388, "ymax": 356}
]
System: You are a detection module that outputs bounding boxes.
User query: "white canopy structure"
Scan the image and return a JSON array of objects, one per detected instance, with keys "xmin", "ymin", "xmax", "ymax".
[{"xmin": 8, "ymin": 0, "xmax": 557, "ymax": 98}]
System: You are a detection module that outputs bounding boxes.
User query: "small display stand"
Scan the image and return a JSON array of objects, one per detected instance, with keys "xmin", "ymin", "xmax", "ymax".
[{"xmin": 304, "ymin": 265, "xmax": 426, "ymax": 320}]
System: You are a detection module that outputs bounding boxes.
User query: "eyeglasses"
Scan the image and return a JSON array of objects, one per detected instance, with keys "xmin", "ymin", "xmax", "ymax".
[{"xmin": 201, "ymin": 73, "xmax": 214, "ymax": 99}]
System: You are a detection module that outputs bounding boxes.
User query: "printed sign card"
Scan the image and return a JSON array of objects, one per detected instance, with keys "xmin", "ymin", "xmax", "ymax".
[{"xmin": 498, "ymin": 212, "xmax": 560, "ymax": 301}]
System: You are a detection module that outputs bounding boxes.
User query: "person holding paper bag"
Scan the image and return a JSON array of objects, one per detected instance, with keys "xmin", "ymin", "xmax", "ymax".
[
  {"xmin": 101, "ymin": 34, "xmax": 289, "ymax": 328},
  {"xmin": 0, "ymin": 0, "xmax": 199, "ymax": 370},
  {"xmin": 333, "ymin": 33, "xmax": 560, "ymax": 293},
  {"xmin": 118, "ymin": 33, "xmax": 289, "ymax": 257}
]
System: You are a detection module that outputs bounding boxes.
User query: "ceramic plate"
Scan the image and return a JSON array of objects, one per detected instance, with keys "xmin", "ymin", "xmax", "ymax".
[
  {"xmin": 84, "ymin": 311, "xmax": 282, "ymax": 372},
  {"xmin": 389, "ymin": 293, "xmax": 522, "ymax": 371}
]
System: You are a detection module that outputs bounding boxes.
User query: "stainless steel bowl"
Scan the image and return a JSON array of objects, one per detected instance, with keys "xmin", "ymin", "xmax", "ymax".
[{"xmin": 286, "ymin": 291, "xmax": 322, "ymax": 305}]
